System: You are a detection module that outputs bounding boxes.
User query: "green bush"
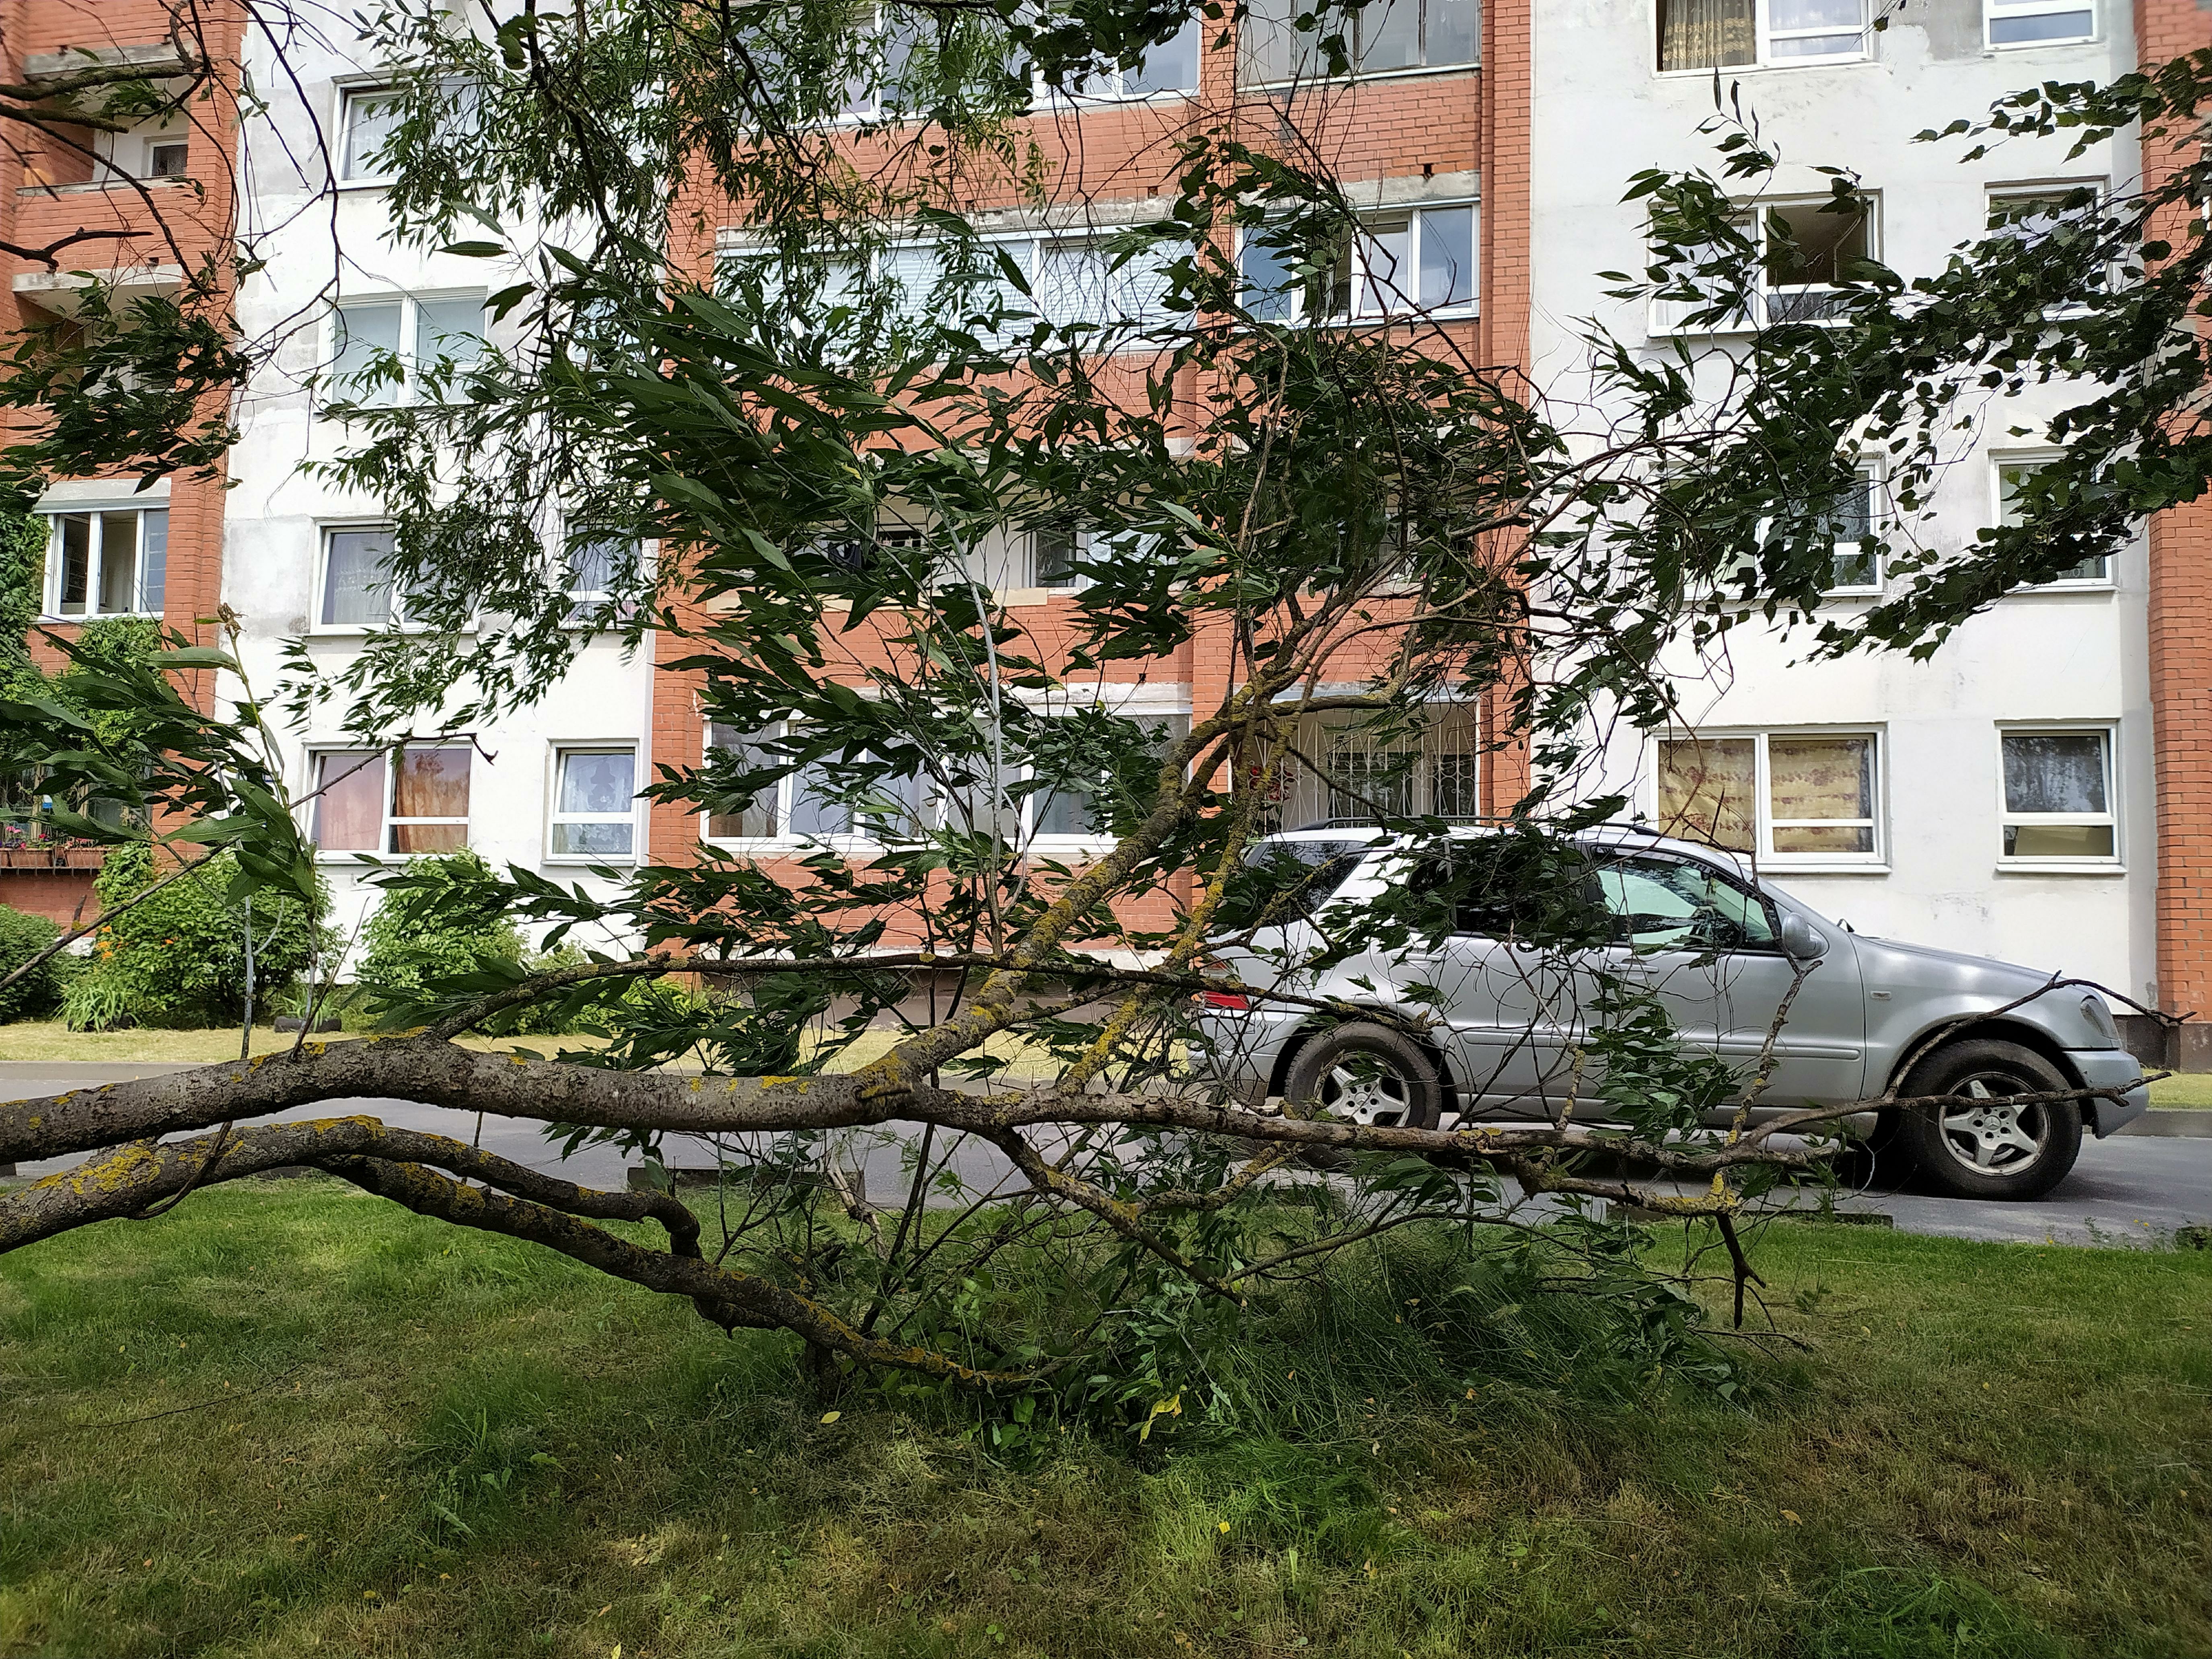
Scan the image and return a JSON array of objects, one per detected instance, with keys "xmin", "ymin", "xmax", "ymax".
[
  {"xmin": 64, "ymin": 846, "xmax": 327, "ymax": 1030},
  {"xmin": 356, "ymin": 849, "xmax": 524, "ymax": 1018},
  {"xmin": 356, "ymin": 853, "xmax": 598, "ymax": 1035},
  {"xmin": 0, "ymin": 903, "xmax": 65, "ymax": 1022}
]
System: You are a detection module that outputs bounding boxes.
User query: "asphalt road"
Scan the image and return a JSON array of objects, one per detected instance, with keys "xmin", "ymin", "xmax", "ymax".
[{"xmin": 3, "ymin": 1065, "xmax": 2206, "ymax": 1248}]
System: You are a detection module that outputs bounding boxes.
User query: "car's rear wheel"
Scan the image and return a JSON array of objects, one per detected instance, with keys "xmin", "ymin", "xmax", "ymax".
[
  {"xmin": 1895, "ymin": 1038, "xmax": 2083, "ymax": 1201},
  {"xmin": 1282, "ymin": 1022, "xmax": 1443, "ymax": 1131}
]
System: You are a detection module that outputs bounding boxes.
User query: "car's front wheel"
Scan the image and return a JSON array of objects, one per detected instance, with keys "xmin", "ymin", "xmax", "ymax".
[
  {"xmin": 1895, "ymin": 1037, "xmax": 2084, "ymax": 1201},
  {"xmin": 1281, "ymin": 1022, "xmax": 1444, "ymax": 1131}
]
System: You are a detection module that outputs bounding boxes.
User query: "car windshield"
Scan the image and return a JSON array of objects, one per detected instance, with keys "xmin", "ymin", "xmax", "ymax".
[
  {"xmin": 1591, "ymin": 856, "xmax": 1779, "ymax": 952},
  {"xmin": 1240, "ymin": 837, "xmax": 1371, "ymax": 922}
]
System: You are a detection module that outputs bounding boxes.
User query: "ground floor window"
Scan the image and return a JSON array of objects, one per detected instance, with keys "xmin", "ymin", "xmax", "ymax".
[
  {"xmin": 310, "ymin": 746, "xmax": 472, "ymax": 855},
  {"xmin": 1656, "ymin": 729, "xmax": 1881, "ymax": 864},
  {"xmin": 1999, "ymin": 728, "xmax": 2115, "ymax": 862},
  {"xmin": 549, "ymin": 747, "xmax": 637, "ymax": 859}
]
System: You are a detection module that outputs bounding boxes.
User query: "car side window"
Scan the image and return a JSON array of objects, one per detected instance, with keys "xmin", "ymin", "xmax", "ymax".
[{"xmin": 1594, "ymin": 857, "xmax": 1779, "ymax": 953}]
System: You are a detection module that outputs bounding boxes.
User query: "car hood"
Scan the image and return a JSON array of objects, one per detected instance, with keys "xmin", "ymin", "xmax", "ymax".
[{"xmin": 1850, "ymin": 933, "xmax": 2063, "ymax": 995}]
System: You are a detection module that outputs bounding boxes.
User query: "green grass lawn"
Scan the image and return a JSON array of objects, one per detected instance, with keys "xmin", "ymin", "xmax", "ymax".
[
  {"xmin": 2148, "ymin": 1071, "xmax": 2212, "ymax": 1109},
  {"xmin": 0, "ymin": 1185, "xmax": 2205, "ymax": 1658}
]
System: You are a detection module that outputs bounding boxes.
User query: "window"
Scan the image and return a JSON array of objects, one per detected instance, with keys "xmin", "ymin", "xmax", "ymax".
[
  {"xmin": 725, "ymin": 234, "xmax": 1175, "ymax": 353},
  {"xmin": 703, "ymin": 723, "xmax": 925, "ymax": 843},
  {"xmin": 1241, "ymin": 204, "xmax": 1479, "ymax": 322},
  {"xmin": 339, "ymin": 86, "xmax": 404, "ymax": 180},
  {"xmin": 327, "ymin": 293, "xmax": 486, "ymax": 410},
  {"xmin": 1760, "ymin": 198, "xmax": 1872, "ymax": 324},
  {"xmin": 1985, "ymin": 0, "xmax": 2094, "ymax": 47},
  {"xmin": 704, "ymin": 723, "xmax": 782, "ymax": 840},
  {"xmin": 1031, "ymin": 526, "xmax": 1085, "ymax": 589},
  {"xmin": 1994, "ymin": 456, "xmax": 2109, "ymax": 585},
  {"xmin": 1656, "ymin": 731, "xmax": 1881, "ymax": 863},
  {"xmin": 46, "ymin": 508, "xmax": 166, "ymax": 618},
  {"xmin": 1657, "ymin": 0, "xmax": 1863, "ymax": 72},
  {"xmin": 1322, "ymin": 744, "xmax": 1479, "ymax": 823},
  {"xmin": 1031, "ymin": 715, "xmax": 1189, "ymax": 844},
  {"xmin": 564, "ymin": 536, "xmax": 638, "ymax": 622},
  {"xmin": 1594, "ymin": 857, "xmax": 1780, "ymax": 952},
  {"xmin": 146, "ymin": 140, "xmax": 189, "ymax": 178},
  {"xmin": 1035, "ymin": 238, "xmax": 1174, "ymax": 329},
  {"xmin": 1238, "ymin": 0, "xmax": 1478, "ymax": 86},
  {"xmin": 1777, "ymin": 471, "xmax": 1881, "ymax": 593},
  {"xmin": 319, "ymin": 526, "xmax": 397, "ymax": 628},
  {"xmin": 2000, "ymin": 730, "xmax": 2115, "ymax": 861},
  {"xmin": 549, "ymin": 748, "xmax": 637, "ymax": 859},
  {"xmin": 309, "ymin": 746, "xmax": 471, "ymax": 855},
  {"xmin": 1056, "ymin": 16, "xmax": 1203, "ymax": 98}
]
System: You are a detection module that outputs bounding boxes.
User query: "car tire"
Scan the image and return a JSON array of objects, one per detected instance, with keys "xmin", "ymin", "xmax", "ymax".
[
  {"xmin": 1895, "ymin": 1038, "xmax": 2084, "ymax": 1201},
  {"xmin": 1281, "ymin": 1022, "xmax": 1444, "ymax": 1132}
]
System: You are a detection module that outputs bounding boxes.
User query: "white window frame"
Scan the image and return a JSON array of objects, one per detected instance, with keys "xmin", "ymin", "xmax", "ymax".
[
  {"xmin": 322, "ymin": 290, "xmax": 487, "ymax": 413},
  {"xmin": 1996, "ymin": 724, "xmax": 2120, "ymax": 872},
  {"xmin": 700, "ymin": 722, "xmax": 931, "ymax": 852},
  {"xmin": 1653, "ymin": 728, "xmax": 1887, "ymax": 872},
  {"xmin": 1655, "ymin": 0, "xmax": 1868, "ymax": 74},
  {"xmin": 336, "ymin": 82, "xmax": 403, "ymax": 183},
  {"xmin": 1647, "ymin": 197, "xmax": 1877, "ymax": 337},
  {"xmin": 1237, "ymin": 0, "xmax": 1481, "ymax": 87},
  {"xmin": 1038, "ymin": 14, "xmax": 1203, "ymax": 103},
  {"xmin": 1028, "ymin": 525, "xmax": 1091, "ymax": 592},
  {"xmin": 1026, "ymin": 705, "xmax": 1192, "ymax": 857},
  {"xmin": 1821, "ymin": 469, "xmax": 1884, "ymax": 596},
  {"xmin": 42, "ymin": 505, "xmax": 167, "ymax": 619},
  {"xmin": 547, "ymin": 745, "xmax": 640, "ymax": 864},
  {"xmin": 1238, "ymin": 201, "xmax": 1481, "ymax": 325},
  {"xmin": 1985, "ymin": 181, "xmax": 2109, "ymax": 317},
  {"xmin": 304, "ymin": 745, "xmax": 473, "ymax": 859},
  {"xmin": 1991, "ymin": 450, "xmax": 2114, "ymax": 591},
  {"xmin": 1984, "ymin": 0, "xmax": 2097, "ymax": 50}
]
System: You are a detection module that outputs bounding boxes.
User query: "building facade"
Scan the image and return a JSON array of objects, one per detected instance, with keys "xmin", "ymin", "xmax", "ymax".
[{"xmin": 6, "ymin": 0, "xmax": 2210, "ymax": 1057}]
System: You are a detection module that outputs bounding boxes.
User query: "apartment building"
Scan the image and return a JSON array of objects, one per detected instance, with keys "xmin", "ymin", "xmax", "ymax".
[
  {"xmin": 6, "ymin": 0, "xmax": 2210, "ymax": 1057},
  {"xmin": 0, "ymin": 0, "xmax": 243, "ymax": 922},
  {"xmin": 1530, "ymin": 0, "xmax": 2207, "ymax": 1059},
  {"xmin": 642, "ymin": 0, "xmax": 1533, "ymax": 925}
]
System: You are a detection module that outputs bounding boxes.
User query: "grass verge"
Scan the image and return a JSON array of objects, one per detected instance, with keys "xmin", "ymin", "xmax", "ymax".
[{"xmin": 0, "ymin": 1185, "xmax": 2204, "ymax": 1658}]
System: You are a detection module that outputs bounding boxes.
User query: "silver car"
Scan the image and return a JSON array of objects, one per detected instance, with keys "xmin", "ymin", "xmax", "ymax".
[{"xmin": 1194, "ymin": 825, "xmax": 2148, "ymax": 1200}]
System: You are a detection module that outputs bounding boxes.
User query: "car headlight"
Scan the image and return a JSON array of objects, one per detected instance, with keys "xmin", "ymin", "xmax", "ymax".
[{"xmin": 2079, "ymin": 993, "xmax": 2120, "ymax": 1049}]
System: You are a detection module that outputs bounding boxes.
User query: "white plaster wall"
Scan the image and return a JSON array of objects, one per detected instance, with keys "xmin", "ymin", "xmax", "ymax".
[
  {"xmin": 228, "ymin": 17, "xmax": 653, "ymax": 954},
  {"xmin": 1530, "ymin": 0, "xmax": 2151, "ymax": 995}
]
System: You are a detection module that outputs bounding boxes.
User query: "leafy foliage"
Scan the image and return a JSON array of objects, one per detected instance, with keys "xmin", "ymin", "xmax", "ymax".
[
  {"xmin": 0, "ymin": 905, "xmax": 66, "ymax": 1024},
  {"xmin": 63, "ymin": 845, "xmax": 325, "ymax": 1031}
]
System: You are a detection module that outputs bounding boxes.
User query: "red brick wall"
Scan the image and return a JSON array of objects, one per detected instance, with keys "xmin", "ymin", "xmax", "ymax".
[
  {"xmin": 0, "ymin": 0, "xmax": 244, "ymax": 689},
  {"xmin": 2135, "ymin": 0, "xmax": 2212, "ymax": 1059}
]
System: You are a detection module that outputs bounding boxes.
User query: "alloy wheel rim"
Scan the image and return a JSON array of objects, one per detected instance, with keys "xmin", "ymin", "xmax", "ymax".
[
  {"xmin": 1321, "ymin": 1055, "xmax": 1413, "ymax": 1127},
  {"xmin": 1936, "ymin": 1071, "xmax": 2050, "ymax": 1175}
]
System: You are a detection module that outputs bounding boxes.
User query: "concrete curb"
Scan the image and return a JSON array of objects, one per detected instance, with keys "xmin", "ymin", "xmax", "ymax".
[{"xmin": 2118, "ymin": 1109, "xmax": 2212, "ymax": 1139}]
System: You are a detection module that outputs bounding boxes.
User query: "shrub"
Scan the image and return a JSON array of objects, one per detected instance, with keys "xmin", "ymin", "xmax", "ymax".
[
  {"xmin": 356, "ymin": 849, "xmax": 525, "ymax": 1023},
  {"xmin": 64, "ymin": 845, "xmax": 327, "ymax": 1030},
  {"xmin": 355, "ymin": 855, "xmax": 603, "ymax": 1036},
  {"xmin": 0, "ymin": 904, "xmax": 64, "ymax": 1022}
]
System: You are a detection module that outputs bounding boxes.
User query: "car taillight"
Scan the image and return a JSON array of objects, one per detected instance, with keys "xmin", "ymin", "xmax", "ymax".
[{"xmin": 1198, "ymin": 989, "xmax": 1250, "ymax": 1010}]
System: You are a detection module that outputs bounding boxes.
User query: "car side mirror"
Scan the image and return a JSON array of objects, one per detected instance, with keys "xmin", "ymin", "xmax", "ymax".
[{"xmin": 1779, "ymin": 913, "xmax": 1827, "ymax": 962}]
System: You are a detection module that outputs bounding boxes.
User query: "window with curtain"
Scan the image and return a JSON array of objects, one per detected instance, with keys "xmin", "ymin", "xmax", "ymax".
[
  {"xmin": 2000, "ymin": 730, "xmax": 2115, "ymax": 860},
  {"xmin": 550, "ymin": 748, "xmax": 637, "ymax": 858},
  {"xmin": 320, "ymin": 526, "xmax": 397, "ymax": 628},
  {"xmin": 1657, "ymin": 731, "xmax": 1880, "ymax": 861},
  {"xmin": 389, "ymin": 748, "xmax": 471, "ymax": 853},
  {"xmin": 310, "ymin": 750, "xmax": 388, "ymax": 854},
  {"xmin": 1658, "ymin": 0, "xmax": 1860, "ymax": 71},
  {"xmin": 705, "ymin": 723, "xmax": 783, "ymax": 839}
]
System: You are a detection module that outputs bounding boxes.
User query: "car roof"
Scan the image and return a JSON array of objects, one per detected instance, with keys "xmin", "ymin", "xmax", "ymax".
[{"xmin": 1256, "ymin": 821, "xmax": 1757, "ymax": 881}]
